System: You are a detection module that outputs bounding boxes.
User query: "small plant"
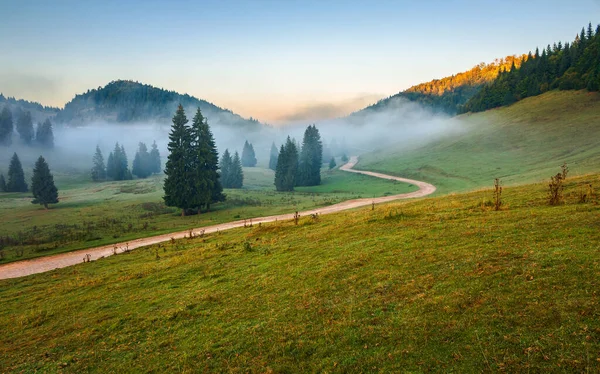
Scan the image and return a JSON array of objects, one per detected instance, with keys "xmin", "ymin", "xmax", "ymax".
[
  {"xmin": 493, "ymin": 178, "xmax": 502, "ymax": 211},
  {"xmin": 372, "ymin": 201, "xmax": 375, "ymax": 211},
  {"xmin": 548, "ymin": 173, "xmax": 565, "ymax": 206},
  {"xmin": 112, "ymin": 245, "xmax": 118, "ymax": 256},
  {"xmin": 578, "ymin": 183, "xmax": 594, "ymax": 203},
  {"xmin": 83, "ymin": 254, "xmax": 91, "ymax": 263},
  {"xmin": 294, "ymin": 211, "xmax": 300, "ymax": 225},
  {"xmin": 155, "ymin": 247, "xmax": 160, "ymax": 260},
  {"xmin": 243, "ymin": 241, "xmax": 253, "ymax": 252},
  {"xmin": 561, "ymin": 162, "xmax": 569, "ymax": 180},
  {"xmin": 311, "ymin": 213, "xmax": 319, "ymax": 222}
]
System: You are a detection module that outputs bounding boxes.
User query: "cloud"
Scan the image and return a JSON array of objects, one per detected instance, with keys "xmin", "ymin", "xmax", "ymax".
[{"xmin": 275, "ymin": 94, "xmax": 383, "ymax": 124}]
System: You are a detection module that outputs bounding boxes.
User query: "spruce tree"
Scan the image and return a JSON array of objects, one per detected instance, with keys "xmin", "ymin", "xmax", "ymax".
[
  {"xmin": 120, "ymin": 145, "xmax": 132, "ymax": 180},
  {"xmin": 0, "ymin": 106, "xmax": 13, "ymax": 146},
  {"xmin": 268, "ymin": 142, "xmax": 278, "ymax": 170},
  {"xmin": 106, "ymin": 152, "xmax": 115, "ymax": 180},
  {"xmin": 35, "ymin": 119, "xmax": 54, "ymax": 148},
  {"xmin": 149, "ymin": 140, "xmax": 161, "ymax": 174},
  {"xmin": 163, "ymin": 104, "xmax": 193, "ymax": 216},
  {"xmin": 7, "ymin": 153, "xmax": 28, "ymax": 192},
  {"xmin": 0, "ymin": 174, "xmax": 6, "ymax": 192},
  {"xmin": 220, "ymin": 149, "xmax": 233, "ymax": 188},
  {"xmin": 297, "ymin": 125, "xmax": 323, "ymax": 186},
  {"xmin": 16, "ymin": 110, "xmax": 34, "ymax": 145},
  {"xmin": 91, "ymin": 145, "xmax": 106, "ymax": 181},
  {"xmin": 231, "ymin": 151, "xmax": 244, "ymax": 188},
  {"xmin": 132, "ymin": 142, "xmax": 152, "ymax": 178},
  {"xmin": 329, "ymin": 157, "xmax": 336, "ymax": 170},
  {"xmin": 31, "ymin": 156, "xmax": 58, "ymax": 209},
  {"xmin": 341, "ymin": 154, "xmax": 348, "ymax": 163},
  {"xmin": 274, "ymin": 137, "xmax": 298, "ymax": 191},
  {"xmin": 241, "ymin": 140, "xmax": 257, "ymax": 167}
]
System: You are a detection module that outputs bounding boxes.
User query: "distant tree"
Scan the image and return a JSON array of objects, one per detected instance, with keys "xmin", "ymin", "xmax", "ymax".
[
  {"xmin": 0, "ymin": 106, "xmax": 13, "ymax": 146},
  {"xmin": 106, "ymin": 142, "xmax": 131, "ymax": 181},
  {"xmin": 163, "ymin": 104, "xmax": 194, "ymax": 216},
  {"xmin": 91, "ymin": 145, "xmax": 106, "ymax": 181},
  {"xmin": 119, "ymin": 144, "xmax": 132, "ymax": 180},
  {"xmin": 274, "ymin": 136, "xmax": 299, "ymax": 191},
  {"xmin": 231, "ymin": 151, "xmax": 244, "ymax": 188},
  {"xmin": 241, "ymin": 140, "xmax": 257, "ymax": 167},
  {"xmin": 106, "ymin": 152, "xmax": 115, "ymax": 180},
  {"xmin": 16, "ymin": 110, "xmax": 34, "ymax": 144},
  {"xmin": 35, "ymin": 119, "xmax": 54, "ymax": 148},
  {"xmin": 149, "ymin": 140, "xmax": 161, "ymax": 174},
  {"xmin": 296, "ymin": 125, "xmax": 323, "ymax": 186},
  {"xmin": 0, "ymin": 174, "xmax": 6, "ymax": 192},
  {"xmin": 132, "ymin": 142, "xmax": 152, "ymax": 178},
  {"xmin": 31, "ymin": 156, "xmax": 58, "ymax": 209},
  {"xmin": 268, "ymin": 142, "xmax": 278, "ymax": 170},
  {"xmin": 329, "ymin": 157, "xmax": 336, "ymax": 170},
  {"xmin": 220, "ymin": 149, "xmax": 233, "ymax": 188},
  {"xmin": 6, "ymin": 153, "xmax": 28, "ymax": 192},
  {"xmin": 341, "ymin": 154, "xmax": 349, "ymax": 163}
]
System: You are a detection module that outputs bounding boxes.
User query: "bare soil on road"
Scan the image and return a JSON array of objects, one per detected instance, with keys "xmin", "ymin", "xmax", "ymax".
[{"xmin": 0, "ymin": 157, "xmax": 436, "ymax": 280}]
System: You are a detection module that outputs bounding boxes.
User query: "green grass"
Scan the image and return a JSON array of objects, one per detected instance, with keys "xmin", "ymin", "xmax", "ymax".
[
  {"xmin": 0, "ymin": 166, "xmax": 416, "ymax": 263},
  {"xmin": 1, "ymin": 173, "xmax": 599, "ymax": 372},
  {"xmin": 359, "ymin": 90, "xmax": 600, "ymax": 193}
]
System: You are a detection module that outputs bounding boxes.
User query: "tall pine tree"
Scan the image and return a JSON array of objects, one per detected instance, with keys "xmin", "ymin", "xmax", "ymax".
[
  {"xmin": 35, "ymin": 119, "xmax": 54, "ymax": 148},
  {"xmin": 220, "ymin": 149, "xmax": 233, "ymax": 188},
  {"xmin": 91, "ymin": 145, "xmax": 106, "ymax": 181},
  {"xmin": 132, "ymin": 142, "xmax": 152, "ymax": 178},
  {"xmin": 0, "ymin": 106, "xmax": 13, "ymax": 146},
  {"xmin": 269, "ymin": 142, "xmax": 278, "ymax": 170},
  {"xmin": 31, "ymin": 156, "xmax": 59, "ymax": 209},
  {"xmin": 16, "ymin": 110, "xmax": 34, "ymax": 145},
  {"xmin": 149, "ymin": 140, "xmax": 161, "ymax": 174},
  {"xmin": 274, "ymin": 137, "xmax": 298, "ymax": 191},
  {"xmin": 7, "ymin": 153, "xmax": 28, "ymax": 192},
  {"xmin": 296, "ymin": 125, "xmax": 323, "ymax": 186},
  {"xmin": 231, "ymin": 151, "xmax": 244, "ymax": 188},
  {"xmin": 0, "ymin": 174, "xmax": 6, "ymax": 192},
  {"xmin": 241, "ymin": 140, "xmax": 257, "ymax": 167},
  {"xmin": 106, "ymin": 152, "xmax": 115, "ymax": 180}
]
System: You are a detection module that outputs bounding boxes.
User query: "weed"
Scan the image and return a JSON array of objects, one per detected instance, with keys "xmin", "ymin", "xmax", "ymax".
[{"xmin": 493, "ymin": 178, "xmax": 502, "ymax": 211}]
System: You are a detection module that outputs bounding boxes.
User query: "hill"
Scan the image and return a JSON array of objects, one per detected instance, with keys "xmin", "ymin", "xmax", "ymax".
[
  {"xmin": 0, "ymin": 94, "xmax": 60, "ymax": 124},
  {"xmin": 55, "ymin": 80, "xmax": 263, "ymax": 128},
  {"xmin": 357, "ymin": 90, "xmax": 600, "ymax": 193}
]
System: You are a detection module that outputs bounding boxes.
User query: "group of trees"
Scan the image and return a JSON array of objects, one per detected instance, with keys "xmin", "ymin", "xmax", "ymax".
[
  {"xmin": 241, "ymin": 140, "xmax": 257, "ymax": 167},
  {"xmin": 91, "ymin": 141, "xmax": 161, "ymax": 181},
  {"xmin": 274, "ymin": 125, "xmax": 323, "ymax": 191},
  {"xmin": 163, "ymin": 105, "xmax": 224, "ymax": 216},
  {"xmin": 0, "ymin": 107, "xmax": 54, "ymax": 147},
  {"xmin": 0, "ymin": 153, "xmax": 58, "ymax": 209},
  {"xmin": 220, "ymin": 149, "xmax": 244, "ymax": 188},
  {"xmin": 463, "ymin": 23, "xmax": 600, "ymax": 112}
]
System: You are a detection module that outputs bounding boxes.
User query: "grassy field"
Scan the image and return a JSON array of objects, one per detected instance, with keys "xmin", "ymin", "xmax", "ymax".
[
  {"xmin": 0, "ymin": 164, "xmax": 416, "ymax": 263},
  {"xmin": 359, "ymin": 90, "xmax": 600, "ymax": 193},
  {"xmin": 1, "ymin": 171, "xmax": 598, "ymax": 372}
]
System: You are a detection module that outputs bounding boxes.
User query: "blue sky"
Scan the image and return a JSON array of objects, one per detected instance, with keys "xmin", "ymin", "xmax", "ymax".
[{"xmin": 1, "ymin": 0, "xmax": 598, "ymax": 123}]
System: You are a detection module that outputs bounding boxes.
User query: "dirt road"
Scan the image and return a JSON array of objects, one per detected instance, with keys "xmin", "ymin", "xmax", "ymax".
[{"xmin": 0, "ymin": 157, "xmax": 435, "ymax": 280}]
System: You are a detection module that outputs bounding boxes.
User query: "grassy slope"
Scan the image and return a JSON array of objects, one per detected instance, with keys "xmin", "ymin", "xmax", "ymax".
[
  {"xmin": 0, "ymin": 165, "xmax": 416, "ymax": 262},
  {"xmin": 1, "ymin": 173, "xmax": 599, "ymax": 372},
  {"xmin": 359, "ymin": 90, "xmax": 600, "ymax": 193}
]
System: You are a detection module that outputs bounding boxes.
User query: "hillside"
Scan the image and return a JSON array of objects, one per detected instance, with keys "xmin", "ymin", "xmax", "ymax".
[
  {"xmin": 0, "ymin": 94, "xmax": 60, "ymax": 124},
  {"xmin": 1, "ymin": 172, "xmax": 599, "ymax": 372},
  {"xmin": 358, "ymin": 90, "xmax": 600, "ymax": 192},
  {"xmin": 55, "ymin": 80, "xmax": 263, "ymax": 128}
]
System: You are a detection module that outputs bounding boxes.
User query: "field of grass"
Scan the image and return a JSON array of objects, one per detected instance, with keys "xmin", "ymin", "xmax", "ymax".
[
  {"xmin": 1, "ymin": 171, "xmax": 598, "ymax": 372},
  {"xmin": 359, "ymin": 90, "xmax": 600, "ymax": 193},
  {"xmin": 0, "ymin": 165, "xmax": 416, "ymax": 263}
]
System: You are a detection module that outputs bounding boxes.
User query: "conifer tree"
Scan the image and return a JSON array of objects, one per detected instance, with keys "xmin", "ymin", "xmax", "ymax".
[
  {"xmin": 91, "ymin": 145, "xmax": 106, "ymax": 181},
  {"xmin": 274, "ymin": 137, "xmax": 298, "ymax": 191},
  {"xmin": 106, "ymin": 152, "xmax": 115, "ymax": 180},
  {"xmin": 31, "ymin": 156, "xmax": 58, "ymax": 209},
  {"xmin": 329, "ymin": 157, "xmax": 336, "ymax": 170},
  {"xmin": 220, "ymin": 148, "xmax": 233, "ymax": 188},
  {"xmin": 341, "ymin": 154, "xmax": 349, "ymax": 163},
  {"xmin": 268, "ymin": 142, "xmax": 278, "ymax": 170},
  {"xmin": 35, "ymin": 119, "xmax": 54, "ymax": 148},
  {"xmin": 163, "ymin": 105, "xmax": 193, "ymax": 216},
  {"xmin": 296, "ymin": 125, "xmax": 323, "ymax": 186},
  {"xmin": 231, "ymin": 151, "xmax": 244, "ymax": 188},
  {"xmin": 132, "ymin": 142, "xmax": 152, "ymax": 178},
  {"xmin": 0, "ymin": 106, "xmax": 13, "ymax": 146},
  {"xmin": 241, "ymin": 140, "xmax": 257, "ymax": 167},
  {"xmin": 119, "ymin": 144, "xmax": 132, "ymax": 180},
  {"xmin": 16, "ymin": 110, "xmax": 34, "ymax": 145},
  {"xmin": 149, "ymin": 140, "xmax": 161, "ymax": 174},
  {"xmin": 0, "ymin": 174, "xmax": 6, "ymax": 192},
  {"xmin": 7, "ymin": 153, "xmax": 28, "ymax": 192}
]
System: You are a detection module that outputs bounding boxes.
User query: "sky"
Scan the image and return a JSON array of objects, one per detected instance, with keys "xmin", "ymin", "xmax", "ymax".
[{"xmin": 1, "ymin": 0, "xmax": 598, "ymax": 124}]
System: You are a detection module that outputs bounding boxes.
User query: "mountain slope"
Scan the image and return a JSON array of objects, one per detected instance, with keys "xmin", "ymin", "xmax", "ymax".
[
  {"xmin": 55, "ymin": 80, "xmax": 263, "ymax": 128},
  {"xmin": 0, "ymin": 94, "xmax": 60, "ymax": 124}
]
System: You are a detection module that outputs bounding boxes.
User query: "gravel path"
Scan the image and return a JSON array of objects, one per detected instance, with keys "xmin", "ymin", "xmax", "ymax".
[{"xmin": 0, "ymin": 157, "xmax": 436, "ymax": 280}]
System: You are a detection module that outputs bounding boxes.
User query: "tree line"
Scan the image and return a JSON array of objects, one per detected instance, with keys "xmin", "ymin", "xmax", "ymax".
[
  {"xmin": 91, "ymin": 141, "xmax": 161, "ymax": 181},
  {"xmin": 0, "ymin": 107, "xmax": 54, "ymax": 147},
  {"xmin": 0, "ymin": 152, "xmax": 58, "ymax": 209}
]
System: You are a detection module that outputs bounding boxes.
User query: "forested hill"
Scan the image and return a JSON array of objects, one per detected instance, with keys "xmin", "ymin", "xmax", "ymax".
[
  {"xmin": 55, "ymin": 80, "xmax": 263, "ymax": 128},
  {"xmin": 462, "ymin": 23, "xmax": 600, "ymax": 113},
  {"xmin": 0, "ymin": 94, "xmax": 60, "ymax": 123},
  {"xmin": 354, "ymin": 55, "xmax": 526, "ymax": 116}
]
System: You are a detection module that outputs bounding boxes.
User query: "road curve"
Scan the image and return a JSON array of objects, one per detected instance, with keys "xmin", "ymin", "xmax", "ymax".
[{"xmin": 0, "ymin": 157, "xmax": 435, "ymax": 280}]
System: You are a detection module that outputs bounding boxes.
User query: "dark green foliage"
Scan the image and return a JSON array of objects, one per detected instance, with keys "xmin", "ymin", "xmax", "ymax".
[
  {"xmin": 274, "ymin": 137, "xmax": 299, "ymax": 191},
  {"xmin": 7, "ymin": 153, "xmax": 28, "ymax": 192},
  {"xmin": 268, "ymin": 142, "xmax": 278, "ymax": 170},
  {"xmin": 31, "ymin": 156, "xmax": 58, "ymax": 209},
  {"xmin": 296, "ymin": 125, "xmax": 323, "ymax": 186},
  {"xmin": 35, "ymin": 119, "xmax": 54, "ymax": 148},
  {"xmin": 341, "ymin": 154, "xmax": 349, "ymax": 163},
  {"xmin": 329, "ymin": 157, "xmax": 336, "ymax": 170},
  {"xmin": 241, "ymin": 140, "xmax": 257, "ymax": 167},
  {"xmin": 106, "ymin": 143, "xmax": 132, "ymax": 181},
  {"xmin": 220, "ymin": 149, "xmax": 243, "ymax": 189},
  {"xmin": 106, "ymin": 153, "xmax": 115, "ymax": 180},
  {"xmin": 163, "ymin": 105, "xmax": 193, "ymax": 216},
  {"xmin": 91, "ymin": 146, "xmax": 106, "ymax": 182},
  {"xmin": 220, "ymin": 149, "xmax": 233, "ymax": 188},
  {"xmin": 0, "ymin": 106, "xmax": 13, "ymax": 146},
  {"xmin": 463, "ymin": 24, "xmax": 600, "ymax": 113},
  {"xmin": 132, "ymin": 142, "xmax": 152, "ymax": 179},
  {"xmin": 149, "ymin": 141, "xmax": 161, "ymax": 174},
  {"xmin": 0, "ymin": 174, "xmax": 6, "ymax": 192},
  {"xmin": 16, "ymin": 110, "xmax": 34, "ymax": 144}
]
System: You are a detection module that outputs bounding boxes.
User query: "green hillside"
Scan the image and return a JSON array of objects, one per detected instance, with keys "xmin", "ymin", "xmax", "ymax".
[
  {"xmin": 1, "ymin": 171, "xmax": 599, "ymax": 372},
  {"xmin": 358, "ymin": 90, "xmax": 600, "ymax": 193}
]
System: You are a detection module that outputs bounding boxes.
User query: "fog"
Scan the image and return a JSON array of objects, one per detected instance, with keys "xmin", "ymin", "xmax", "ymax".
[{"xmin": 0, "ymin": 97, "xmax": 465, "ymax": 177}]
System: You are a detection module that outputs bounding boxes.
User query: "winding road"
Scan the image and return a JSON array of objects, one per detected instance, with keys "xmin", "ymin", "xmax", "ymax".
[{"xmin": 0, "ymin": 157, "xmax": 436, "ymax": 280}]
